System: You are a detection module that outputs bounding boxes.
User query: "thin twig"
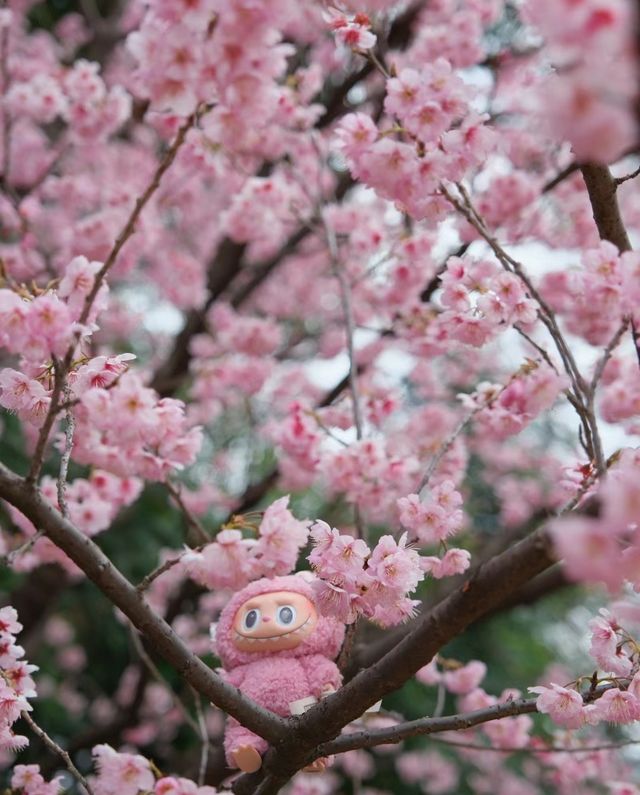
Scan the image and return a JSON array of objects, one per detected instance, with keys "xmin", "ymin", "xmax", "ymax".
[
  {"xmin": 514, "ymin": 326, "xmax": 558, "ymax": 374},
  {"xmin": 192, "ymin": 687, "xmax": 210, "ymax": 786},
  {"xmin": 0, "ymin": 7, "xmax": 12, "ymax": 191},
  {"xmin": 57, "ymin": 384, "xmax": 75, "ymax": 518},
  {"xmin": 542, "ymin": 161, "xmax": 580, "ymax": 193},
  {"xmin": 430, "ymin": 735, "xmax": 640, "ymax": 754},
  {"xmin": 323, "ymin": 219, "xmax": 365, "ymax": 441},
  {"xmin": 417, "ymin": 406, "xmax": 483, "ymax": 494},
  {"xmin": 433, "ymin": 683, "xmax": 446, "ymax": 718},
  {"xmin": 128, "ymin": 624, "xmax": 202, "ymax": 735},
  {"xmin": 449, "ymin": 183, "xmax": 588, "ymax": 396},
  {"xmin": 78, "ymin": 109, "xmax": 204, "ymax": 328},
  {"xmin": 20, "ymin": 709, "xmax": 94, "ymax": 795},
  {"xmin": 27, "ymin": 360, "xmax": 66, "ymax": 485},
  {"xmin": 0, "ymin": 530, "xmax": 44, "ymax": 567},
  {"xmin": 317, "ymin": 696, "xmax": 540, "ymax": 754},
  {"xmin": 590, "ymin": 317, "xmax": 631, "ymax": 393},
  {"xmin": 165, "ymin": 480, "xmax": 210, "ymax": 544},
  {"xmin": 442, "ymin": 183, "xmax": 606, "ymax": 476},
  {"xmin": 136, "ymin": 540, "xmax": 210, "ymax": 592},
  {"xmin": 614, "ymin": 163, "xmax": 640, "ymax": 186},
  {"xmin": 26, "ymin": 111, "xmax": 203, "ymax": 485}
]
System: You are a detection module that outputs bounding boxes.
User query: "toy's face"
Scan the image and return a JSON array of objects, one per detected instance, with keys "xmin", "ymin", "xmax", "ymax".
[{"xmin": 232, "ymin": 590, "xmax": 318, "ymax": 652}]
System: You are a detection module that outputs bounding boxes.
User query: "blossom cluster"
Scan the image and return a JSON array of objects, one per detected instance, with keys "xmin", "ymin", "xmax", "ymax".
[
  {"xmin": 126, "ymin": 0, "xmax": 319, "ymax": 160},
  {"xmin": 6, "ymin": 58, "xmax": 131, "ymax": 143},
  {"xmin": 436, "ymin": 256, "xmax": 538, "ymax": 347},
  {"xmin": 337, "ymin": 88, "xmax": 495, "ymax": 222},
  {"xmin": 9, "ymin": 766, "xmax": 60, "ymax": 795},
  {"xmin": 0, "ymin": 256, "xmax": 106, "ymax": 361},
  {"xmin": 522, "ymin": 0, "xmax": 636, "ymax": 163},
  {"xmin": 2, "ymin": 0, "xmax": 640, "ymax": 790},
  {"xmin": 308, "ymin": 521, "xmax": 423, "ymax": 627},
  {"xmin": 10, "ymin": 745, "xmax": 224, "ymax": 795},
  {"xmin": 0, "ymin": 608, "xmax": 37, "ymax": 753},
  {"xmin": 4, "ymin": 471, "xmax": 143, "ymax": 573},
  {"xmin": 541, "ymin": 242, "xmax": 640, "ymax": 345},
  {"xmin": 71, "ymin": 372, "xmax": 202, "ymax": 480},
  {"xmin": 398, "ymin": 481, "xmax": 471, "ymax": 579},
  {"xmin": 183, "ymin": 496, "xmax": 309, "ymax": 591},
  {"xmin": 531, "ymin": 604, "xmax": 640, "ymax": 731},
  {"xmin": 550, "ymin": 448, "xmax": 640, "ymax": 591},
  {"xmin": 531, "ymin": 680, "xmax": 640, "ymax": 729},
  {"xmin": 326, "ymin": 8, "xmax": 377, "ymax": 52},
  {"xmin": 465, "ymin": 362, "xmax": 569, "ymax": 441}
]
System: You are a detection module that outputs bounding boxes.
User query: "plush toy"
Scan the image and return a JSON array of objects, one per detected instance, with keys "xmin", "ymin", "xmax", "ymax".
[{"xmin": 214, "ymin": 574, "xmax": 346, "ymax": 774}]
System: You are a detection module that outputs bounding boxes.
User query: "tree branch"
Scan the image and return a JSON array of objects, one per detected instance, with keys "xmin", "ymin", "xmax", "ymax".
[
  {"xmin": 580, "ymin": 163, "xmax": 640, "ymax": 367},
  {"xmin": 580, "ymin": 164, "xmax": 632, "ymax": 251},
  {"xmin": 20, "ymin": 709, "xmax": 95, "ymax": 795},
  {"xmin": 317, "ymin": 697, "xmax": 539, "ymax": 754},
  {"xmin": 0, "ymin": 461, "xmax": 287, "ymax": 745}
]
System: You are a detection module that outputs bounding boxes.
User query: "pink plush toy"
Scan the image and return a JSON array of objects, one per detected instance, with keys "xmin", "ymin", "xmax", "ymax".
[{"xmin": 215, "ymin": 574, "xmax": 345, "ymax": 774}]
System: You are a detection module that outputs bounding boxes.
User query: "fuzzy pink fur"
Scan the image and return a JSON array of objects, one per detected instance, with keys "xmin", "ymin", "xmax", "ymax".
[{"xmin": 215, "ymin": 574, "xmax": 345, "ymax": 767}]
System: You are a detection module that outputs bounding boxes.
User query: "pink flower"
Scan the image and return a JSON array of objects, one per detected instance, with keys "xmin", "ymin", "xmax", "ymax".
[
  {"xmin": 11, "ymin": 765, "xmax": 60, "ymax": 795},
  {"xmin": 183, "ymin": 530, "xmax": 255, "ymax": 591},
  {"xmin": 311, "ymin": 578, "xmax": 361, "ymax": 624},
  {"xmin": 550, "ymin": 517, "xmax": 625, "ymax": 591},
  {"xmin": 398, "ymin": 488, "xmax": 463, "ymax": 546},
  {"xmin": 0, "ymin": 607, "xmax": 21, "ymax": 635},
  {"xmin": 367, "ymin": 533, "xmax": 423, "ymax": 593},
  {"xmin": 252, "ymin": 496, "xmax": 310, "ymax": 577},
  {"xmin": 92, "ymin": 744, "xmax": 155, "ymax": 795},
  {"xmin": 26, "ymin": 293, "xmax": 75, "ymax": 357},
  {"xmin": 308, "ymin": 519, "xmax": 370, "ymax": 579},
  {"xmin": 327, "ymin": 9, "xmax": 377, "ymax": 51},
  {"xmin": 591, "ymin": 688, "xmax": 640, "ymax": 724},
  {"xmin": 529, "ymin": 683, "xmax": 585, "ymax": 729},
  {"xmin": 415, "ymin": 659, "xmax": 441, "ymax": 685},
  {"xmin": 335, "ymin": 113, "xmax": 378, "ymax": 159},
  {"xmin": 443, "ymin": 660, "xmax": 487, "ymax": 694},
  {"xmin": 57, "ymin": 255, "xmax": 102, "ymax": 315},
  {"xmin": 588, "ymin": 612, "xmax": 632, "ymax": 677}
]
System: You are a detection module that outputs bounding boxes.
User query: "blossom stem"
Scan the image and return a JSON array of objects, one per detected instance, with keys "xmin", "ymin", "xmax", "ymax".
[{"xmin": 20, "ymin": 709, "xmax": 94, "ymax": 795}]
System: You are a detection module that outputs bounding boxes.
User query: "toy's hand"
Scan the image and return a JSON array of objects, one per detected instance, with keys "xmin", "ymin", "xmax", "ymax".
[
  {"xmin": 232, "ymin": 745, "xmax": 263, "ymax": 773},
  {"xmin": 321, "ymin": 684, "xmax": 336, "ymax": 697},
  {"xmin": 303, "ymin": 755, "xmax": 335, "ymax": 773}
]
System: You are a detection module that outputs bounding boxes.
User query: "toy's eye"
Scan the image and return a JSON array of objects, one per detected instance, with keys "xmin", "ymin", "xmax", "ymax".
[
  {"xmin": 243, "ymin": 609, "xmax": 260, "ymax": 631},
  {"xmin": 276, "ymin": 605, "xmax": 296, "ymax": 626}
]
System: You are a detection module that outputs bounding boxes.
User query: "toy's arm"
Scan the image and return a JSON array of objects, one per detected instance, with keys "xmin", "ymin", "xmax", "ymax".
[
  {"xmin": 299, "ymin": 654, "xmax": 342, "ymax": 699},
  {"xmin": 219, "ymin": 667, "xmax": 245, "ymax": 689}
]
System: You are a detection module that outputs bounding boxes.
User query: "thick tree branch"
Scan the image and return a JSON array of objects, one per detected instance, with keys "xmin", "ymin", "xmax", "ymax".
[
  {"xmin": 580, "ymin": 163, "xmax": 639, "ymax": 367},
  {"xmin": 580, "ymin": 164, "xmax": 632, "ymax": 252},
  {"xmin": 293, "ymin": 529, "xmax": 553, "ymax": 742},
  {"xmin": 235, "ymin": 527, "xmax": 557, "ymax": 790},
  {"xmin": 0, "ymin": 462, "xmax": 287, "ymax": 745}
]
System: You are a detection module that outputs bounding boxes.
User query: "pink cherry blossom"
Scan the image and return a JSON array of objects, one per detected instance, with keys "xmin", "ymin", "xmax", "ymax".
[
  {"xmin": 92, "ymin": 744, "xmax": 155, "ymax": 795},
  {"xmin": 591, "ymin": 688, "xmax": 640, "ymax": 725},
  {"xmin": 529, "ymin": 683, "xmax": 586, "ymax": 729},
  {"xmin": 443, "ymin": 660, "xmax": 487, "ymax": 694}
]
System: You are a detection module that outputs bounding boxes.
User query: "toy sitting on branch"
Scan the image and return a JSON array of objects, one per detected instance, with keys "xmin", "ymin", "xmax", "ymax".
[{"xmin": 215, "ymin": 574, "xmax": 345, "ymax": 774}]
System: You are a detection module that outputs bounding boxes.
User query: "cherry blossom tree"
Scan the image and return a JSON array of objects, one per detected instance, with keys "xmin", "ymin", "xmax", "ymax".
[{"xmin": 0, "ymin": 0, "xmax": 640, "ymax": 793}]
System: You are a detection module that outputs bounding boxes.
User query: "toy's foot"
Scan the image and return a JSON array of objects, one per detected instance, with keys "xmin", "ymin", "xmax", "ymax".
[
  {"xmin": 303, "ymin": 756, "xmax": 331, "ymax": 773},
  {"xmin": 232, "ymin": 745, "xmax": 263, "ymax": 773}
]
